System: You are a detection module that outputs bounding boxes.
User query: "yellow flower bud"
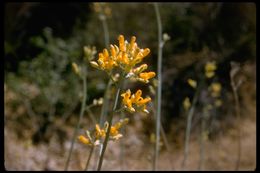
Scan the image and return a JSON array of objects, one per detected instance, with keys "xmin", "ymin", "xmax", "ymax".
[
  {"xmin": 187, "ymin": 78, "xmax": 197, "ymax": 88},
  {"xmin": 72, "ymin": 62, "xmax": 80, "ymax": 75},
  {"xmin": 183, "ymin": 97, "xmax": 191, "ymax": 111},
  {"xmin": 78, "ymin": 135, "xmax": 91, "ymax": 145}
]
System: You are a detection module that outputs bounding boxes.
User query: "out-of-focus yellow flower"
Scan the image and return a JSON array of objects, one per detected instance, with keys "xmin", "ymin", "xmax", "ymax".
[
  {"xmin": 210, "ymin": 82, "xmax": 222, "ymax": 97},
  {"xmin": 183, "ymin": 97, "xmax": 191, "ymax": 111},
  {"xmin": 214, "ymin": 99, "xmax": 222, "ymax": 107},
  {"xmin": 83, "ymin": 46, "xmax": 96, "ymax": 61},
  {"xmin": 95, "ymin": 124, "xmax": 106, "ymax": 139},
  {"xmin": 205, "ymin": 104, "xmax": 213, "ymax": 111},
  {"xmin": 78, "ymin": 135, "xmax": 91, "ymax": 146},
  {"xmin": 121, "ymin": 89, "xmax": 151, "ymax": 114},
  {"xmin": 93, "ymin": 3, "xmax": 112, "ymax": 18},
  {"xmin": 187, "ymin": 78, "xmax": 197, "ymax": 88},
  {"xmin": 109, "ymin": 118, "xmax": 129, "ymax": 140},
  {"xmin": 205, "ymin": 61, "xmax": 217, "ymax": 78},
  {"xmin": 72, "ymin": 62, "xmax": 80, "ymax": 76}
]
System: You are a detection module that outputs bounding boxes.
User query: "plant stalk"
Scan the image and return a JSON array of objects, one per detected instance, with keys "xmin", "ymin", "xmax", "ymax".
[
  {"xmin": 97, "ymin": 81, "xmax": 122, "ymax": 171},
  {"xmin": 65, "ymin": 75, "xmax": 87, "ymax": 171},
  {"xmin": 153, "ymin": 3, "xmax": 163, "ymax": 171}
]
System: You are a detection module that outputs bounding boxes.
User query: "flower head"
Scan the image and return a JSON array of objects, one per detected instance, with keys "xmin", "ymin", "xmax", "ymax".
[
  {"xmin": 209, "ymin": 82, "xmax": 222, "ymax": 97},
  {"xmin": 187, "ymin": 78, "xmax": 197, "ymax": 88},
  {"xmin": 90, "ymin": 35, "xmax": 155, "ymax": 83},
  {"xmin": 183, "ymin": 97, "xmax": 191, "ymax": 111},
  {"xmin": 139, "ymin": 72, "xmax": 156, "ymax": 83},
  {"xmin": 121, "ymin": 89, "xmax": 151, "ymax": 114},
  {"xmin": 205, "ymin": 61, "xmax": 217, "ymax": 78},
  {"xmin": 78, "ymin": 135, "xmax": 91, "ymax": 146}
]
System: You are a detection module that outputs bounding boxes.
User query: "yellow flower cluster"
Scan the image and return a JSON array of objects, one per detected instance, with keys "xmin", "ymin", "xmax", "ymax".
[
  {"xmin": 78, "ymin": 118, "xmax": 129, "ymax": 146},
  {"xmin": 121, "ymin": 89, "xmax": 151, "ymax": 114},
  {"xmin": 187, "ymin": 78, "xmax": 197, "ymax": 89},
  {"xmin": 209, "ymin": 82, "xmax": 221, "ymax": 97},
  {"xmin": 183, "ymin": 97, "xmax": 191, "ymax": 111},
  {"xmin": 90, "ymin": 35, "xmax": 155, "ymax": 83},
  {"xmin": 93, "ymin": 3, "xmax": 112, "ymax": 18},
  {"xmin": 205, "ymin": 61, "xmax": 217, "ymax": 78}
]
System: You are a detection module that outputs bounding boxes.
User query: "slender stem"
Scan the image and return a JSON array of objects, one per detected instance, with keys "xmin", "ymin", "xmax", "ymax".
[
  {"xmin": 85, "ymin": 105, "xmax": 97, "ymax": 125},
  {"xmin": 199, "ymin": 108, "xmax": 207, "ymax": 170},
  {"xmin": 101, "ymin": 18, "xmax": 109, "ymax": 48},
  {"xmin": 99, "ymin": 79, "xmax": 113, "ymax": 125},
  {"xmin": 181, "ymin": 87, "xmax": 200, "ymax": 170},
  {"xmin": 85, "ymin": 146, "xmax": 94, "ymax": 171},
  {"xmin": 120, "ymin": 105, "xmax": 126, "ymax": 170},
  {"xmin": 151, "ymin": 101, "xmax": 173, "ymax": 170},
  {"xmin": 97, "ymin": 84, "xmax": 122, "ymax": 171},
  {"xmin": 153, "ymin": 3, "xmax": 163, "ymax": 171},
  {"xmin": 65, "ymin": 75, "xmax": 87, "ymax": 171},
  {"xmin": 231, "ymin": 84, "xmax": 241, "ymax": 171}
]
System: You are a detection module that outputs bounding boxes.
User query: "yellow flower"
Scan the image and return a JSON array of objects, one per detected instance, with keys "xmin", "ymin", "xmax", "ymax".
[
  {"xmin": 72, "ymin": 62, "xmax": 80, "ymax": 75},
  {"xmin": 89, "ymin": 35, "xmax": 154, "ymax": 82},
  {"xmin": 183, "ymin": 97, "xmax": 191, "ymax": 111},
  {"xmin": 121, "ymin": 89, "xmax": 151, "ymax": 113},
  {"xmin": 214, "ymin": 99, "xmax": 222, "ymax": 107},
  {"xmin": 121, "ymin": 89, "xmax": 135, "ymax": 112},
  {"xmin": 205, "ymin": 61, "xmax": 217, "ymax": 78},
  {"xmin": 95, "ymin": 124, "xmax": 106, "ymax": 139},
  {"xmin": 109, "ymin": 118, "xmax": 129, "ymax": 140},
  {"xmin": 78, "ymin": 135, "xmax": 91, "ymax": 145},
  {"xmin": 187, "ymin": 78, "xmax": 197, "ymax": 88},
  {"xmin": 210, "ymin": 82, "xmax": 222, "ymax": 97},
  {"xmin": 139, "ymin": 72, "xmax": 156, "ymax": 83}
]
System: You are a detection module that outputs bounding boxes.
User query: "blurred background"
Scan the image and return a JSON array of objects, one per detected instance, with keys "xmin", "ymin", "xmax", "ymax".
[{"xmin": 4, "ymin": 2, "xmax": 256, "ymax": 170}]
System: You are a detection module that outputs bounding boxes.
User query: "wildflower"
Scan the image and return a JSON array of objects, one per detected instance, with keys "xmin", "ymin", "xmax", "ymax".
[
  {"xmin": 109, "ymin": 118, "xmax": 129, "ymax": 140},
  {"xmin": 187, "ymin": 78, "xmax": 197, "ymax": 88},
  {"xmin": 163, "ymin": 33, "xmax": 171, "ymax": 42},
  {"xmin": 90, "ymin": 35, "xmax": 155, "ymax": 83},
  {"xmin": 183, "ymin": 97, "xmax": 191, "ymax": 111},
  {"xmin": 205, "ymin": 61, "xmax": 217, "ymax": 78},
  {"xmin": 210, "ymin": 82, "xmax": 222, "ymax": 97},
  {"xmin": 72, "ymin": 62, "xmax": 80, "ymax": 76},
  {"xmin": 95, "ymin": 124, "xmax": 106, "ymax": 139},
  {"xmin": 78, "ymin": 135, "xmax": 91, "ymax": 146},
  {"xmin": 138, "ymin": 72, "xmax": 156, "ymax": 83},
  {"xmin": 214, "ymin": 99, "xmax": 222, "ymax": 107},
  {"xmin": 83, "ymin": 46, "xmax": 96, "ymax": 61},
  {"xmin": 121, "ymin": 89, "xmax": 151, "ymax": 114},
  {"xmin": 121, "ymin": 89, "xmax": 135, "ymax": 112}
]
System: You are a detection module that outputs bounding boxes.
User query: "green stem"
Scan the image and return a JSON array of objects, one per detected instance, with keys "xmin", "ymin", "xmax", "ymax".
[
  {"xmin": 181, "ymin": 86, "xmax": 200, "ymax": 170},
  {"xmin": 97, "ymin": 83, "xmax": 122, "ymax": 171},
  {"xmin": 231, "ymin": 84, "xmax": 241, "ymax": 171},
  {"xmin": 85, "ymin": 105, "xmax": 97, "ymax": 125},
  {"xmin": 120, "ymin": 103, "xmax": 126, "ymax": 170},
  {"xmin": 153, "ymin": 3, "xmax": 163, "ymax": 171},
  {"xmin": 85, "ymin": 146, "xmax": 94, "ymax": 171},
  {"xmin": 101, "ymin": 17, "xmax": 109, "ymax": 48},
  {"xmin": 65, "ymin": 75, "xmax": 87, "ymax": 171},
  {"xmin": 99, "ymin": 79, "xmax": 113, "ymax": 125},
  {"xmin": 199, "ymin": 108, "xmax": 207, "ymax": 170}
]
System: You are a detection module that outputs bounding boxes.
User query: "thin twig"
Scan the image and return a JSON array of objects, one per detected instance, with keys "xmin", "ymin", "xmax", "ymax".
[
  {"xmin": 97, "ymin": 85, "xmax": 122, "ymax": 171},
  {"xmin": 65, "ymin": 74, "xmax": 87, "ymax": 171},
  {"xmin": 181, "ymin": 87, "xmax": 200, "ymax": 170},
  {"xmin": 199, "ymin": 108, "xmax": 208, "ymax": 170},
  {"xmin": 101, "ymin": 17, "xmax": 109, "ymax": 48},
  {"xmin": 85, "ymin": 145, "xmax": 94, "ymax": 171},
  {"xmin": 230, "ymin": 62, "xmax": 242, "ymax": 171},
  {"xmin": 153, "ymin": 3, "xmax": 163, "ymax": 170}
]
